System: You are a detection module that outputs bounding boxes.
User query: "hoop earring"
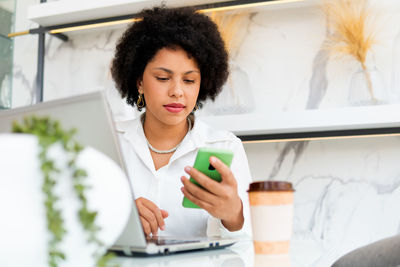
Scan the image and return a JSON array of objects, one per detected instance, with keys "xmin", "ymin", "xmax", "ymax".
[{"xmin": 137, "ymin": 94, "xmax": 145, "ymax": 109}]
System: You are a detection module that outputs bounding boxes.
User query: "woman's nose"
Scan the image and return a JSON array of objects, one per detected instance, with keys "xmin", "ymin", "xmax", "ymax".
[{"xmin": 168, "ymin": 80, "xmax": 184, "ymax": 97}]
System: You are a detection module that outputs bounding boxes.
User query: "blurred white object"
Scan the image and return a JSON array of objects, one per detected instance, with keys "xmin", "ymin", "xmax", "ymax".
[{"xmin": 0, "ymin": 134, "xmax": 132, "ymax": 267}]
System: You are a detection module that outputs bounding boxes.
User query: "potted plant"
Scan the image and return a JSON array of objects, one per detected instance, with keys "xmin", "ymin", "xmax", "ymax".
[{"xmin": 0, "ymin": 116, "xmax": 131, "ymax": 267}]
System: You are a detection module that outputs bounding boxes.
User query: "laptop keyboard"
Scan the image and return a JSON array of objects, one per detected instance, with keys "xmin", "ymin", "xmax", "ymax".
[{"xmin": 146, "ymin": 236, "xmax": 201, "ymax": 246}]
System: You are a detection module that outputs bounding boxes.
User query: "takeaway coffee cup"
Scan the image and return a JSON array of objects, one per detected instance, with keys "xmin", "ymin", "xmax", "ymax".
[
  {"xmin": 254, "ymin": 254, "xmax": 291, "ymax": 267},
  {"xmin": 248, "ymin": 181, "xmax": 294, "ymax": 255}
]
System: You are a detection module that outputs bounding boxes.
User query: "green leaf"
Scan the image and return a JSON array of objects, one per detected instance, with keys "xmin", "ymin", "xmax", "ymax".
[
  {"xmin": 96, "ymin": 252, "xmax": 118, "ymax": 267},
  {"xmin": 73, "ymin": 169, "xmax": 87, "ymax": 178}
]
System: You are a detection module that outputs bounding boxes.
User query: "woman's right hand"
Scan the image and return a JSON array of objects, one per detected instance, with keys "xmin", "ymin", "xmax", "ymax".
[{"xmin": 135, "ymin": 197, "xmax": 169, "ymax": 236}]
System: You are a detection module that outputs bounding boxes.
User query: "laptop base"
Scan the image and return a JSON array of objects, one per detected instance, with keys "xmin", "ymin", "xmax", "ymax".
[{"xmin": 109, "ymin": 242, "xmax": 234, "ymax": 257}]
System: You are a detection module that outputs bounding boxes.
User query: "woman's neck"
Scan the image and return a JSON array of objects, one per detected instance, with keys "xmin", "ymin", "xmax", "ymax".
[{"xmin": 142, "ymin": 113, "xmax": 189, "ymax": 151}]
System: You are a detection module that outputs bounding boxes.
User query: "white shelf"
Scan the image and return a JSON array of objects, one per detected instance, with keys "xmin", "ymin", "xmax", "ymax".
[
  {"xmin": 27, "ymin": 0, "xmax": 233, "ymax": 27},
  {"xmin": 199, "ymin": 105, "xmax": 400, "ymax": 136},
  {"xmin": 27, "ymin": 0, "xmax": 316, "ymax": 27}
]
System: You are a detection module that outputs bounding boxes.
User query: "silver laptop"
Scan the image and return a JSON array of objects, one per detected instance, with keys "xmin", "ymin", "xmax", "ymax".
[{"xmin": 0, "ymin": 91, "xmax": 236, "ymax": 256}]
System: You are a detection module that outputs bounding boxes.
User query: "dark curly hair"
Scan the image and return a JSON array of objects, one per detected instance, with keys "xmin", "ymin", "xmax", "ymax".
[{"xmin": 111, "ymin": 7, "xmax": 229, "ymax": 110}]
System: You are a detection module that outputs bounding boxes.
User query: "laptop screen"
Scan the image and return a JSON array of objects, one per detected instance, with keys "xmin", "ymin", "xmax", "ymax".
[{"xmin": 0, "ymin": 91, "xmax": 126, "ymax": 173}]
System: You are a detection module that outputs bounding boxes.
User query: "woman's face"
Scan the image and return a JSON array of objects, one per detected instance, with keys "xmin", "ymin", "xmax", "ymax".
[{"xmin": 138, "ymin": 47, "xmax": 201, "ymax": 127}]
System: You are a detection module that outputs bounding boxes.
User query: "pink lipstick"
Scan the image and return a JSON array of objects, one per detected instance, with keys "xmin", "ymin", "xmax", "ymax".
[{"xmin": 164, "ymin": 103, "xmax": 185, "ymax": 113}]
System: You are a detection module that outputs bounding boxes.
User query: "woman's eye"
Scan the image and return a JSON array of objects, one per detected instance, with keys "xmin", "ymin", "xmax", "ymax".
[
  {"xmin": 184, "ymin": 79, "xmax": 195, "ymax": 83},
  {"xmin": 156, "ymin": 77, "xmax": 169, "ymax": 81}
]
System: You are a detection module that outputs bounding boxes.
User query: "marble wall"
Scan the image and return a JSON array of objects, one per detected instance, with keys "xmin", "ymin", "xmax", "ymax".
[
  {"xmin": 10, "ymin": 1, "xmax": 400, "ymax": 266},
  {"xmin": 245, "ymin": 137, "xmax": 400, "ymax": 266}
]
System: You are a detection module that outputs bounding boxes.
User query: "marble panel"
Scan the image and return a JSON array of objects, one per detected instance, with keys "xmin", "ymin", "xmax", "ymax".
[
  {"xmin": 11, "ymin": 0, "xmax": 38, "ymax": 108},
  {"xmin": 0, "ymin": 35, "xmax": 13, "ymax": 109}
]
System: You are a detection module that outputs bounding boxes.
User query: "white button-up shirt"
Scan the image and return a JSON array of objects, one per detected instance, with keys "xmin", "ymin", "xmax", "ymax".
[{"xmin": 116, "ymin": 116, "xmax": 252, "ymax": 239}]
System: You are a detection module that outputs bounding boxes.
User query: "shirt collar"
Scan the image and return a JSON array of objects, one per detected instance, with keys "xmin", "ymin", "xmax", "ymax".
[
  {"xmin": 115, "ymin": 115, "xmax": 155, "ymax": 172},
  {"xmin": 115, "ymin": 115, "xmax": 233, "ymax": 167}
]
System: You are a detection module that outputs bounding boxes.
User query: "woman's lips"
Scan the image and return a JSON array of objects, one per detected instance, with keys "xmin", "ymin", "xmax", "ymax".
[{"xmin": 164, "ymin": 103, "xmax": 185, "ymax": 113}]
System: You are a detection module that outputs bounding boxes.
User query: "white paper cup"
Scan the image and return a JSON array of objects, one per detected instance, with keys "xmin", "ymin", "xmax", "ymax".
[
  {"xmin": 254, "ymin": 254, "xmax": 291, "ymax": 267},
  {"xmin": 248, "ymin": 181, "xmax": 294, "ymax": 254}
]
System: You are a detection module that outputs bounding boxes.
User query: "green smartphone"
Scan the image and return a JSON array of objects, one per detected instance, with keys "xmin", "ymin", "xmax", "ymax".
[{"xmin": 182, "ymin": 147, "xmax": 234, "ymax": 209}]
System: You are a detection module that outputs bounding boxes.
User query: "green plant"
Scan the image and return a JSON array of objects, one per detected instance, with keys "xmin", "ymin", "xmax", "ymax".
[{"xmin": 12, "ymin": 116, "xmax": 117, "ymax": 267}]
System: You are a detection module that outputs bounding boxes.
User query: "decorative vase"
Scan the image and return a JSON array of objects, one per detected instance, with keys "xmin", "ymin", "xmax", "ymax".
[
  {"xmin": 200, "ymin": 60, "xmax": 255, "ymax": 115},
  {"xmin": 0, "ymin": 134, "xmax": 132, "ymax": 267},
  {"xmin": 348, "ymin": 63, "xmax": 387, "ymax": 106}
]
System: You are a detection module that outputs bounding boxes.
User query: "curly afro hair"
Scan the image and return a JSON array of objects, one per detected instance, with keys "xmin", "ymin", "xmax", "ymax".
[{"xmin": 111, "ymin": 7, "xmax": 229, "ymax": 110}]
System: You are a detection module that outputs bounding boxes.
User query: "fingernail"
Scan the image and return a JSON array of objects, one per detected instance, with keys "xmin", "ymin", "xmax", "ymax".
[
  {"xmin": 210, "ymin": 157, "xmax": 216, "ymax": 164},
  {"xmin": 160, "ymin": 225, "xmax": 165, "ymax": 231},
  {"xmin": 181, "ymin": 187, "xmax": 184, "ymax": 192},
  {"xmin": 185, "ymin": 166, "xmax": 191, "ymax": 172}
]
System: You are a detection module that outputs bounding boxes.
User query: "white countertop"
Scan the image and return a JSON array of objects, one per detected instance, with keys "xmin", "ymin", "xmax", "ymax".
[{"xmin": 109, "ymin": 239, "xmax": 320, "ymax": 267}]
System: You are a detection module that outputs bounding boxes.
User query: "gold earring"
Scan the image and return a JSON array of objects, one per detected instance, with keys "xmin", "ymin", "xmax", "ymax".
[{"xmin": 137, "ymin": 94, "xmax": 144, "ymax": 108}]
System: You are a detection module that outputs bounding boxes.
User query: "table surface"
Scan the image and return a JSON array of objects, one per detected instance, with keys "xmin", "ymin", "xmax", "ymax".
[{"xmin": 109, "ymin": 239, "xmax": 318, "ymax": 267}]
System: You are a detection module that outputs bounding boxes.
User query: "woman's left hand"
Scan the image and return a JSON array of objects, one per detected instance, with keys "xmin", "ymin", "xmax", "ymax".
[{"xmin": 181, "ymin": 156, "xmax": 244, "ymax": 231}]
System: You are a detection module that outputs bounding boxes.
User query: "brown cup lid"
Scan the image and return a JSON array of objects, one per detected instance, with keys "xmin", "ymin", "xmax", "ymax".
[{"xmin": 248, "ymin": 181, "xmax": 294, "ymax": 192}]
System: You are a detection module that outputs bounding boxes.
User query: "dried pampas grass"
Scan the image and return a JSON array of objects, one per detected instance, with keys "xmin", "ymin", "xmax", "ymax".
[{"xmin": 323, "ymin": 0, "xmax": 378, "ymax": 100}]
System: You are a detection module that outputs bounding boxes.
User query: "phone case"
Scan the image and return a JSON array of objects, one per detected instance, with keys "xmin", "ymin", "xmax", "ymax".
[{"xmin": 182, "ymin": 147, "xmax": 234, "ymax": 209}]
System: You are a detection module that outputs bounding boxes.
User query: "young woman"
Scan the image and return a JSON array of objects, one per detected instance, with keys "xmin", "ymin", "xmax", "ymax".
[{"xmin": 111, "ymin": 7, "xmax": 252, "ymax": 238}]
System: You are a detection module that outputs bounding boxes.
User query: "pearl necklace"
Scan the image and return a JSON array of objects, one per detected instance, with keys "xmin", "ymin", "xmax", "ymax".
[{"xmin": 144, "ymin": 117, "xmax": 192, "ymax": 154}]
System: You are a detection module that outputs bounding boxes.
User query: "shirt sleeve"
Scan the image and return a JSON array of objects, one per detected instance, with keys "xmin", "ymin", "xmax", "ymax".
[{"xmin": 206, "ymin": 136, "xmax": 253, "ymax": 240}]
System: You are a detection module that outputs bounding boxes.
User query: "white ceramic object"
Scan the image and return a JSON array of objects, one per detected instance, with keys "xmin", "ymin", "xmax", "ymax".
[{"xmin": 0, "ymin": 134, "xmax": 132, "ymax": 267}]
